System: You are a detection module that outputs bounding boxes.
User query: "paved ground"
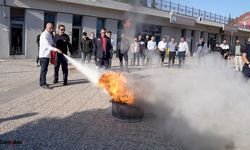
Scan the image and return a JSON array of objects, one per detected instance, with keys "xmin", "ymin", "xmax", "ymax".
[
  {"xmin": 0, "ymin": 58, "xmax": 186, "ymax": 150},
  {"xmin": 0, "ymin": 55, "xmax": 245, "ymax": 150}
]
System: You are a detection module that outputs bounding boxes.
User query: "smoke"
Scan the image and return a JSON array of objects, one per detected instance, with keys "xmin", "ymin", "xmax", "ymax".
[{"xmin": 133, "ymin": 54, "xmax": 250, "ymax": 150}]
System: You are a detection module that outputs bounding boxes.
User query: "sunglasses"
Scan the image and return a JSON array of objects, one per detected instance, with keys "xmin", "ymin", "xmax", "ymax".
[{"xmin": 60, "ymin": 29, "xmax": 65, "ymax": 31}]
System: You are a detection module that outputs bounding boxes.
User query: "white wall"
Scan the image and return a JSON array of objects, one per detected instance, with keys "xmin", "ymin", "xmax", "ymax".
[
  {"xmin": 193, "ymin": 30, "xmax": 201, "ymax": 53},
  {"xmin": 161, "ymin": 26, "xmax": 181, "ymax": 42},
  {"xmin": 216, "ymin": 34, "xmax": 222, "ymax": 43},
  {"xmin": 82, "ymin": 16, "xmax": 97, "ymax": 36},
  {"xmin": 185, "ymin": 30, "xmax": 192, "ymax": 53},
  {"xmin": 0, "ymin": 6, "xmax": 10, "ymax": 58},
  {"xmin": 25, "ymin": 9, "xmax": 44, "ymax": 58},
  {"xmin": 202, "ymin": 32, "xmax": 209, "ymax": 43},
  {"xmin": 56, "ymin": 13, "xmax": 73, "ymax": 39}
]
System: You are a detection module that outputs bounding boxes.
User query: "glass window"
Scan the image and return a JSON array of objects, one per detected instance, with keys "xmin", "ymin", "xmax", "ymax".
[
  {"xmin": 135, "ymin": 24, "xmax": 141, "ymax": 35},
  {"xmin": 44, "ymin": 12, "xmax": 56, "ymax": 28},
  {"xmin": 118, "ymin": 20, "xmax": 124, "ymax": 30},
  {"xmin": 73, "ymin": 15, "xmax": 82, "ymax": 26},
  {"xmin": 155, "ymin": 25, "xmax": 161, "ymax": 34},
  {"xmin": 117, "ymin": 20, "xmax": 124, "ymax": 44},
  {"xmin": 149, "ymin": 25, "xmax": 155, "ymax": 35},
  {"xmin": 10, "ymin": 7, "xmax": 25, "ymax": 22},
  {"xmin": 142, "ymin": 24, "xmax": 148, "ymax": 32},
  {"xmin": 96, "ymin": 18, "xmax": 105, "ymax": 37}
]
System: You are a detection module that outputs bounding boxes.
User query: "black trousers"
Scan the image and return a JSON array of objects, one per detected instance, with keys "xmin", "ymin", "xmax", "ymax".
[
  {"xmin": 108, "ymin": 51, "xmax": 113, "ymax": 69},
  {"xmin": 54, "ymin": 54, "xmax": 68, "ymax": 83},
  {"xmin": 39, "ymin": 58, "xmax": 50, "ymax": 86},
  {"xmin": 169, "ymin": 52, "xmax": 176, "ymax": 67},
  {"xmin": 97, "ymin": 58, "xmax": 109, "ymax": 69},
  {"xmin": 159, "ymin": 51, "xmax": 166, "ymax": 63},
  {"xmin": 119, "ymin": 53, "xmax": 128, "ymax": 70}
]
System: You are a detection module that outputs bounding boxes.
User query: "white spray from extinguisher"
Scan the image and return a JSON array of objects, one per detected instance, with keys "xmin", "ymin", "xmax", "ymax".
[{"xmin": 63, "ymin": 54, "xmax": 101, "ymax": 85}]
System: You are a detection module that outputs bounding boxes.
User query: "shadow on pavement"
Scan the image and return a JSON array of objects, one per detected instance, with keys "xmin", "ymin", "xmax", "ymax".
[
  {"xmin": 0, "ymin": 101, "xmax": 234, "ymax": 150},
  {"xmin": 0, "ymin": 112, "xmax": 38, "ymax": 124},
  {"xmin": 49, "ymin": 79, "xmax": 90, "ymax": 88}
]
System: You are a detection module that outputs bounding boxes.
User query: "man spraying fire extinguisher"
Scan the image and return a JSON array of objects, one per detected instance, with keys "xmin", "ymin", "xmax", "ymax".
[{"xmin": 39, "ymin": 22, "xmax": 62, "ymax": 89}]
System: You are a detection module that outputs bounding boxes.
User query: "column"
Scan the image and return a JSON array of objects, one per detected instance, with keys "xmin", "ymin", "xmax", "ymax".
[
  {"xmin": 185, "ymin": 29, "xmax": 192, "ymax": 54},
  {"xmin": 25, "ymin": 9, "xmax": 44, "ymax": 58},
  {"xmin": 57, "ymin": 13, "xmax": 73, "ymax": 39},
  {"xmin": 0, "ymin": 6, "xmax": 10, "ymax": 58},
  {"xmin": 216, "ymin": 34, "xmax": 222, "ymax": 44},
  {"xmin": 82, "ymin": 16, "xmax": 97, "ymax": 36}
]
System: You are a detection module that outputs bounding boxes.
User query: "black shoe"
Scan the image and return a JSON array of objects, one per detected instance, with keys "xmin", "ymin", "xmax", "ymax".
[
  {"xmin": 63, "ymin": 82, "xmax": 68, "ymax": 86},
  {"xmin": 53, "ymin": 80, "xmax": 58, "ymax": 84},
  {"xmin": 41, "ymin": 85, "xmax": 52, "ymax": 89}
]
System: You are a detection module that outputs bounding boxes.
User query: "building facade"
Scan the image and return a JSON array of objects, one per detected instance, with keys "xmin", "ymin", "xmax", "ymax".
[{"xmin": 0, "ymin": 0, "xmax": 250, "ymax": 59}]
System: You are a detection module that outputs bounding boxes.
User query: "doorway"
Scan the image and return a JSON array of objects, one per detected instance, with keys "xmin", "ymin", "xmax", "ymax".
[
  {"xmin": 10, "ymin": 22, "xmax": 24, "ymax": 55},
  {"xmin": 71, "ymin": 27, "xmax": 81, "ymax": 57}
]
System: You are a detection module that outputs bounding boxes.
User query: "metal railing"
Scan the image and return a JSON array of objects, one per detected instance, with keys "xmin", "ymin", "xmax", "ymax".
[
  {"xmin": 145, "ymin": 0, "xmax": 230, "ymax": 24},
  {"xmin": 114, "ymin": 0, "xmax": 230, "ymax": 24}
]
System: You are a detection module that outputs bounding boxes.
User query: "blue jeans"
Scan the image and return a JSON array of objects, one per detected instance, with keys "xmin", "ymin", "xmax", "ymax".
[
  {"xmin": 178, "ymin": 51, "xmax": 186, "ymax": 67},
  {"xmin": 81, "ymin": 52, "xmax": 92, "ymax": 63}
]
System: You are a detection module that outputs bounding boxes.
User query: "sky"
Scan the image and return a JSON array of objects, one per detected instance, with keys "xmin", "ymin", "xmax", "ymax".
[{"xmin": 171, "ymin": 0, "xmax": 249, "ymax": 18}]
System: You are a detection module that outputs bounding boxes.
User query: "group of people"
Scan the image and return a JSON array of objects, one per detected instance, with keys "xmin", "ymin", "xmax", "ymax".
[
  {"xmin": 219, "ymin": 39, "xmax": 244, "ymax": 72},
  {"xmin": 37, "ymin": 22, "xmax": 250, "ymax": 90},
  {"xmin": 79, "ymin": 29, "xmax": 191, "ymax": 71},
  {"xmin": 218, "ymin": 38, "xmax": 250, "ymax": 79},
  {"xmin": 117, "ymin": 35, "xmax": 190, "ymax": 71},
  {"xmin": 80, "ymin": 28, "xmax": 114, "ymax": 69}
]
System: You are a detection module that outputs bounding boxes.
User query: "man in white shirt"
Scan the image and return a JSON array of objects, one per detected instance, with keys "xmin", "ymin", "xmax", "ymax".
[
  {"xmin": 178, "ymin": 37, "xmax": 189, "ymax": 67},
  {"xmin": 129, "ymin": 37, "xmax": 140, "ymax": 66},
  {"xmin": 147, "ymin": 36, "xmax": 157, "ymax": 66},
  {"xmin": 220, "ymin": 39, "xmax": 230, "ymax": 60},
  {"xmin": 39, "ymin": 23, "xmax": 61, "ymax": 89},
  {"xmin": 158, "ymin": 37, "xmax": 167, "ymax": 66}
]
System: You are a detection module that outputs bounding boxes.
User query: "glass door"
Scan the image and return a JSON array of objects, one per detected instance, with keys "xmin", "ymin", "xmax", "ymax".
[
  {"xmin": 71, "ymin": 27, "xmax": 81, "ymax": 58},
  {"xmin": 10, "ymin": 22, "xmax": 24, "ymax": 55}
]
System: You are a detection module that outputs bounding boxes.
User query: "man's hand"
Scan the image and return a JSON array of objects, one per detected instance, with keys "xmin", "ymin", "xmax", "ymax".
[
  {"xmin": 248, "ymin": 64, "xmax": 250, "ymax": 68},
  {"xmin": 55, "ymin": 48, "xmax": 62, "ymax": 54}
]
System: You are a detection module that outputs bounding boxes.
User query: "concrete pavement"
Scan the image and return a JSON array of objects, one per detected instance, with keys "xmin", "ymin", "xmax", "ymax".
[{"xmin": 0, "ymin": 58, "xmax": 185, "ymax": 150}]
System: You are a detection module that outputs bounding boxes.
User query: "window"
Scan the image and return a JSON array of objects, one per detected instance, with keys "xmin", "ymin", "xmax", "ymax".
[
  {"xmin": 96, "ymin": 18, "xmax": 105, "ymax": 37},
  {"xmin": 44, "ymin": 12, "xmax": 56, "ymax": 28},
  {"xmin": 10, "ymin": 7, "xmax": 25, "ymax": 21},
  {"xmin": 117, "ymin": 20, "xmax": 124, "ymax": 44},
  {"xmin": 10, "ymin": 7, "xmax": 25, "ymax": 55},
  {"xmin": 73, "ymin": 15, "xmax": 82, "ymax": 27}
]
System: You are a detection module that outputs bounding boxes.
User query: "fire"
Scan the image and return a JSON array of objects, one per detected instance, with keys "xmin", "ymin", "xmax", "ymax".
[{"xmin": 98, "ymin": 72, "xmax": 135, "ymax": 105}]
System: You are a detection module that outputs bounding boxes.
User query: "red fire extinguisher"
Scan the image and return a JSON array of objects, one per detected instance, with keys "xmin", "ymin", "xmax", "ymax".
[{"xmin": 50, "ymin": 51, "xmax": 56, "ymax": 64}]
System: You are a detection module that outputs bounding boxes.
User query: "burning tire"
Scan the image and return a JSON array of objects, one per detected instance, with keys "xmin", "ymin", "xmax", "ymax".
[{"xmin": 111, "ymin": 101, "xmax": 144, "ymax": 122}]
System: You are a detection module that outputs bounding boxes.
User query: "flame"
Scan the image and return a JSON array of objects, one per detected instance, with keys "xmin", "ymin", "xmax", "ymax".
[{"xmin": 98, "ymin": 72, "xmax": 135, "ymax": 105}]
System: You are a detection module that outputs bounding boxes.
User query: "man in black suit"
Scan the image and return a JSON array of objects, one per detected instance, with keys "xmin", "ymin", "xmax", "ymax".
[{"xmin": 93, "ymin": 28, "xmax": 112, "ymax": 69}]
